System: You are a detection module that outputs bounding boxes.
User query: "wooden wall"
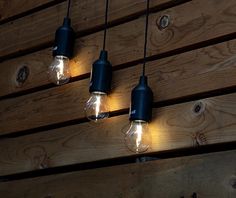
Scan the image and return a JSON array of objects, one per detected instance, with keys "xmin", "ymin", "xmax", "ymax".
[{"xmin": 0, "ymin": 0, "xmax": 236, "ymax": 197}]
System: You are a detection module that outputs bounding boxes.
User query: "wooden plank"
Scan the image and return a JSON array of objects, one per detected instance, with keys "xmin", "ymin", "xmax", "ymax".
[
  {"xmin": 0, "ymin": 0, "xmax": 60, "ymax": 22},
  {"xmin": 1, "ymin": 0, "xmax": 236, "ymax": 98},
  {"xmin": 0, "ymin": 0, "xmax": 175, "ymax": 58},
  {"xmin": 0, "ymin": 39, "xmax": 236, "ymax": 135},
  {"xmin": 0, "ymin": 150, "xmax": 235, "ymax": 197},
  {"xmin": 0, "ymin": 93, "xmax": 235, "ymax": 175}
]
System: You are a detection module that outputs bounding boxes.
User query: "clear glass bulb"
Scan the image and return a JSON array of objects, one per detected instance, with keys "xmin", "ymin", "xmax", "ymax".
[
  {"xmin": 85, "ymin": 92, "xmax": 109, "ymax": 122},
  {"xmin": 48, "ymin": 55, "xmax": 70, "ymax": 85},
  {"xmin": 125, "ymin": 120, "xmax": 151, "ymax": 153}
]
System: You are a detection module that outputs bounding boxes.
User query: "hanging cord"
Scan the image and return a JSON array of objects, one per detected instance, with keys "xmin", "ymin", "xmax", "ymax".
[
  {"xmin": 103, "ymin": 0, "xmax": 109, "ymax": 51},
  {"xmin": 142, "ymin": 0, "xmax": 150, "ymax": 76},
  {"xmin": 66, "ymin": 0, "xmax": 71, "ymax": 18}
]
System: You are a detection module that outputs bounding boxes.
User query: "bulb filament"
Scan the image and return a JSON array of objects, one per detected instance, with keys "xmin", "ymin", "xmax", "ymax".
[
  {"xmin": 95, "ymin": 95, "xmax": 101, "ymax": 120},
  {"xmin": 136, "ymin": 124, "xmax": 143, "ymax": 151}
]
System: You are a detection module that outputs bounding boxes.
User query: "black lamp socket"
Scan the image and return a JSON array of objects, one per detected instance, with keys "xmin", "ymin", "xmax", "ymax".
[
  {"xmin": 89, "ymin": 50, "xmax": 112, "ymax": 93},
  {"xmin": 129, "ymin": 76, "xmax": 153, "ymax": 122},
  {"xmin": 52, "ymin": 17, "xmax": 75, "ymax": 58}
]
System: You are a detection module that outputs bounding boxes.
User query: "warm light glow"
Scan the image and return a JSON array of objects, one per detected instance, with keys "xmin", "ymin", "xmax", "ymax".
[
  {"xmin": 136, "ymin": 124, "xmax": 143, "ymax": 149},
  {"xmin": 95, "ymin": 94, "xmax": 101, "ymax": 118},
  {"xmin": 125, "ymin": 120, "xmax": 151, "ymax": 153},
  {"xmin": 108, "ymin": 93, "xmax": 121, "ymax": 112},
  {"xmin": 85, "ymin": 92, "xmax": 109, "ymax": 122},
  {"xmin": 57, "ymin": 59, "xmax": 64, "ymax": 80},
  {"xmin": 148, "ymin": 117, "xmax": 173, "ymax": 151},
  {"xmin": 70, "ymin": 57, "xmax": 85, "ymax": 77},
  {"xmin": 48, "ymin": 55, "xmax": 70, "ymax": 85}
]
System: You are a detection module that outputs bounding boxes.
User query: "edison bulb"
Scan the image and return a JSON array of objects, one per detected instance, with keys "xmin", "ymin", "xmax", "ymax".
[
  {"xmin": 48, "ymin": 55, "xmax": 70, "ymax": 85},
  {"xmin": 85, "ymin": 92, "xmax": 109, "ymax": 121},
  {"xmin": 125, "ymin": 120, "xmax": 151, "ymax": 153}
]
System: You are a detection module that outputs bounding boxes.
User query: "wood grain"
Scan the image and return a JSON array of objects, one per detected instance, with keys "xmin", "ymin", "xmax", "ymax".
[
  {"xmin": 0, "ymin": 93, "xmax": 235, "ymax": 175},
  {"xmin": 0, "ymin": 150, "xmax": 235, "ymax": 197},
  {"xmin": 0, "ymin": 0, "xmax": 61, "ymax": 22},
  {"xmin": 1, "ymin": 39, "xmax": 236, "ymax": 135},
  {"xmin": 0, "ymin": 0, "xmax": 175, "ymax": 58},
  {"xmin": 1, "ymin": 0, "xmax": 236, "ymax": 97}
]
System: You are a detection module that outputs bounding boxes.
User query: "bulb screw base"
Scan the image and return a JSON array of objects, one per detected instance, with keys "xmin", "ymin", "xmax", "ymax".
[
  {"xmin": 129, "ymin": 76, "xmax": 153, "ymax": 122},
  {"xmin": 89, "ymin": 50, "xmax": 112, "ymax": 93},
  {"xmin": 52, "ymin": 17, "xmax": 75, "ymax": 58}
]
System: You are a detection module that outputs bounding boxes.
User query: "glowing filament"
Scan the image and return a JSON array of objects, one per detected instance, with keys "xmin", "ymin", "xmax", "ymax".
[
  {"xmin": 95, "ymin": 95, "xmax": 101, "ymax": 119},
  {"xmin": 136, "ymin": 124, "xmax": 143, "ymax": 150}
]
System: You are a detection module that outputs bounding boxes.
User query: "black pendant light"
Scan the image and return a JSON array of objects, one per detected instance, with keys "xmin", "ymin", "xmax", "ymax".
[
  {"xmin": 48, "ymin": 0, "xmax": 75, "ymax": 85},
  {"xmin": 85, "ymin": 0, "xmax": 112, "ymax": 122},
  {"xmin": 125, "ymin": 0, "xmax": 153, "ymax": 153}
]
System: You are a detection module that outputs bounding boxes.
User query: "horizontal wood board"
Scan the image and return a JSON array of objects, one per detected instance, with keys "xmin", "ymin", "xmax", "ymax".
[
  {"xmin": 0, "ymin": 0, "xmax": 235, "ymax": 196},
  {"xmin": 0, "ymin": 0, "xmax": 63, "ymax": 23},
  {"xmin": 0, "ymin": 0, "xmax": 177, "ymax": 58},
  {"xmin": 0, "ymin": 93, "xmax": 235, "ymax": 175},
  {"xmin": 0, "ymin": 150, "xmax": 235, "ymax": 197},
  {"xmin": 1, "ymin": 0, "xmax": 236, "ymax": 98},
  {"xmin": 0, "ymin": 38, "xmax": 236, "ymax": 134}
]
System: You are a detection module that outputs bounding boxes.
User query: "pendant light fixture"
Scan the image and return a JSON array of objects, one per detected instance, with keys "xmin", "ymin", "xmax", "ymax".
[
  {"xmin": 125, "ymin": 0, "xmax": 153, "ymax": 153},
  {"xmin": 85, "ymin": 0, "xmax": 112, "ymax": 122},
  {"xmin": 48, "ymin": 0, "xmax": 75, "ymax": 85}
]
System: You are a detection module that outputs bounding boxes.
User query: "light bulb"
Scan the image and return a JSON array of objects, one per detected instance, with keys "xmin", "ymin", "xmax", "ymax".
[
  {"xmin": 48, "ymin": 55, "xmax": 70, "ymax": 85},
  {"xmin": 125, "ymin": 120, "xmax": 151, "ymax": 153},
  {"xmin": 85, "ymin": 92, "xmax": 109, "ymax": 121}
]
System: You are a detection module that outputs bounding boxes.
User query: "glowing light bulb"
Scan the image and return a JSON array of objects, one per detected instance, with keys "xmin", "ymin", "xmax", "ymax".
[
  {"xmin": 125, "ymin": 120, "xmax": 151, "ymax": 153},
  {"xmin": 48, "ymin": 55, "xmax": 70, "ymax": 85},
  {"xmin": 85, "ymin": 92, "xmax": 109, "ymax": 121}
]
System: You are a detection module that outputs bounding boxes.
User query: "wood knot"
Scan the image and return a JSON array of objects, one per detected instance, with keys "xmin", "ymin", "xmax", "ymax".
[
  {"xmin": 194, "ymin": 132, "xmax": 207, "ymax": 146},
  {"xmin": 24, "ymin": 146, "xmax": 50, "ymax": 169},
  {"xmin": 157, "ymin": 15, "xmax": 170, "ymax": 30},
  {"xmin": 229, "ymin": 178, "xmax": 236, "ymax": 189},
  {"xmin": 39, "ymin": 160, "xmax": 49, "ymax": 169},
  {"xmin": 15, "ymin": 65, "xmax": 29, "ymax": 87},
  {"xmin": 180, "ymin": 192, "xmax": 198, "ymax": 198},
  {"xmin": 192, "ymin": 101, "xmax": 205, "ymax": 115},
  {"xmin": 44, "ymin": 195, "xmax": 53, "ymax": 198}
]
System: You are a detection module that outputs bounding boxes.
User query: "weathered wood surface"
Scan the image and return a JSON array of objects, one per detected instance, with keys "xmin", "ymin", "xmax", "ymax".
[
  {"xmin": 0, "ymin": 0, "xmax": 175, "ymax": 58},
  {"xmin": 1, "ymin": 39, "xmax": 236, "ymax": 135},
  {"xmin": 0, "ymin": 93, "xmax": 235, "ymax": 176},
  {"xmin": 1, "ymin": 0, "xmax": 236, "ymax": 98},
  {"xmin": 0, "ymin": 150, "xmax": 235, "ymax": 198},
  {"xmin": 0, "ymin": 0, "xmax": 59, "ymax": 22},
  {"xmin": 0, "ymin": 0, "xmax": 235, "ymax": 196}
]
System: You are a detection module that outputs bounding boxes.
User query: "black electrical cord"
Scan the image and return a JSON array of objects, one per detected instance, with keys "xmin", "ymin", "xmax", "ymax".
[
  {"xmin": 103, "ymin": 0, "xmax": 109, "ymax": 51},
  {"xmin": 142, "ymin": 0, "xmax": 150, "ymax": 76},
  {"xmin": 66, "ymin": 0, "xmax": 71, "ymax": 18}
]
